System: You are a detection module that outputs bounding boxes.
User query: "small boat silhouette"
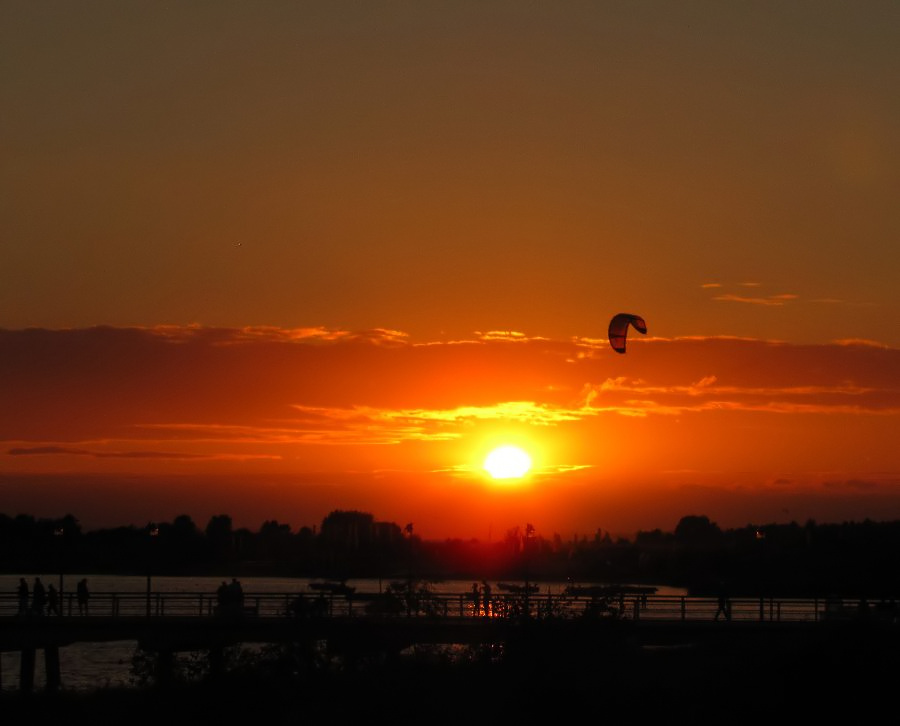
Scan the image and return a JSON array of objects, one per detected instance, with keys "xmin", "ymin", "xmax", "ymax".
[
  {"xmin": 496, "ymin": 582, "xmax": 540, "ymax": 594},
  {"xmin": 563, "ymin": 584, "xmax": 657, "ymax": 598},
  {"xmin": 308, "ymin": 580, "xmax": 356, "ymax": 596}
]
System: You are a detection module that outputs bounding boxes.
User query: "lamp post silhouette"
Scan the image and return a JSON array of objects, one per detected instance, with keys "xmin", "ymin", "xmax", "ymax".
[
  {"xmin": 146, "ymin": 524, "xmax": 159, "ymax": 618},
  {"xmin": 404, "ymin": 523, "xmax": 414, "ymax": 616},
  {"xmin": 53, "ymin": 527, "xmax": 65, "ymax": 610},
  {"xmin": 523, "ymin": 523, "xmax": 535, "ymax": 617}
]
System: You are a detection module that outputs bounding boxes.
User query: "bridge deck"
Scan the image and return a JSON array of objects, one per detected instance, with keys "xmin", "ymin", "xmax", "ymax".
[{"xmin": 2, "ymin": 590, "xmax": 897, "ymax": 653}]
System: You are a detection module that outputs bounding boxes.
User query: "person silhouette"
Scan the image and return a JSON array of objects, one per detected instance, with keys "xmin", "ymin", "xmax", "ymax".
[
  {"xmin": 715, "ymin": 583, "xmax": 731, "ymax": 621},
  {"xmin": 216, "ymin": 581, "xmax": 229, "ymax": 616},
  {"xmin": 47, "ymin": 584, "xmax": 61, "ymax": 616},
  {"xmin": 17, "ymin": 577, "xmax": 29, "ymax": 616},
  {"xmin": 229, "ymin": 578, "xmax": 245, "ymax": 615},
  {"xmin": 76, "ymin": 578, "xmax": 90, "ymax": 615},
  {"xmin": 481, "ymin": 581, "xmax": 492, "ymax": 617},
  {"xmin": 471, "ymin": 582, "xmax": 481, "ymax": 617},
  {"xmin": 31, "ymin": 577, "xmax": 46, "ymax": 617}
]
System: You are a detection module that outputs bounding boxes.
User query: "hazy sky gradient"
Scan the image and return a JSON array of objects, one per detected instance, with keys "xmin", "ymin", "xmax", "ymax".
[
  {"xmin": 3, "ymin": 2, "xmax": 898, "ymax": 343},
  {"xmin": 2, "ymin": 3, "xmax": 898, "ymax": 537}
]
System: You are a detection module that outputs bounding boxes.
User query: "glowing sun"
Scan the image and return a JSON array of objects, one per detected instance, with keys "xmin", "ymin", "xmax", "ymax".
[{"xmin": 483, "ymin": 445, "xmax": 532, "ymax": 480}]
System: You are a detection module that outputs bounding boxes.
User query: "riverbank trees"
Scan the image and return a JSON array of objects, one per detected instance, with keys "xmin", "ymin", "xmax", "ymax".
[{"xmin": 2, "ymin": 510, "xmax": 900, "ymax": 597}]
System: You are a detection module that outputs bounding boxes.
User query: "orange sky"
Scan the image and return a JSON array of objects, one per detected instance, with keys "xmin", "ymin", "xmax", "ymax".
[
  {"xmin": 2, "ymin": 326, "xmax": 897, "ymax": 539},
  {"xmin": 1, "ymin": 4, "xmax": 898, "ymax": 539}
]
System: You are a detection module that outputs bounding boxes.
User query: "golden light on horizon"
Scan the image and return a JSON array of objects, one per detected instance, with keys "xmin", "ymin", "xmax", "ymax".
[{"xmin": 483, "ymin": 445, "xmax": 533, "ymax": 480}]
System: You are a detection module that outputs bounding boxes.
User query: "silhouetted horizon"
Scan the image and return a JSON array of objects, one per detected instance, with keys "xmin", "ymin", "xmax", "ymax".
[{"xmin": 5, "ymin": 509, "xmax": 900, "ymax": 598}]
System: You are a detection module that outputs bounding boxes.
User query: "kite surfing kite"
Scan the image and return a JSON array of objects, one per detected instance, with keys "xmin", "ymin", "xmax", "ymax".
[{"xmin": 608, "ymin": 313, "xmax": 647, "ymax": 354}]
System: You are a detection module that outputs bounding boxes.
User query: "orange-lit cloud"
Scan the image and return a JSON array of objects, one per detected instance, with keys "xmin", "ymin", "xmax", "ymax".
[
  {"xmin": 581, "ymin": 375, "xmax": 898, "ymax": 417},
  {"xmin": 475, "ymin": 330, "xmax": 535, "ymax": 342},
  {"xmin": 4, "ymin": 326, "xmax": 898, "ymax": 442},
  {"xmin": 713, "ymin": 293, "xmax": 794, "ymax": 306},
  {"xmin": 8, "ymin": 445, "xmax": 277, "ymax": 461},
  {"xmin": 707, "ymin": 282, "xmax": 866, "ymax": 309},
  {"xmin": 834, "ymin": 338, "xmax": 890, "ymax": 348}
]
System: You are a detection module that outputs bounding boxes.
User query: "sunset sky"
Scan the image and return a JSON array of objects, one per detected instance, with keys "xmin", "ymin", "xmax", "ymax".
[{"xmin": 2, "ymin": 2, "xmax": 898, "ymax": 540}]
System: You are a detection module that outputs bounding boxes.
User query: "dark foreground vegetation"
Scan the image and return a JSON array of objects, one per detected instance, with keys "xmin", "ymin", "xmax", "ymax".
[
  {"xmin": 4, "ymin": 509, "xmax": 900, "ymax": 597},
  {"xmin": 2, "ymin": 622, "xmax": 898, "ymax": 724}
]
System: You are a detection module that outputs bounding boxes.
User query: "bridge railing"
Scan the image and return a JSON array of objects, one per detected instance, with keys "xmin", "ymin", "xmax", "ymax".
[{"xmin": 0, "ymin": 591, "xmax": 892, "ymax": 623}]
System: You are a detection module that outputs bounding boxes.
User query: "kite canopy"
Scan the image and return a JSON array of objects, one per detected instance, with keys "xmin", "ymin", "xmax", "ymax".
[{"xmin": 608, "ymin": 313, "xmax": 647, "ymax": 354}]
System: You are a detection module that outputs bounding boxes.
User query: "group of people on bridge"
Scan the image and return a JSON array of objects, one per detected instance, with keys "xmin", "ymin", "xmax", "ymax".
[
  {"xmin": 471, "ymin": 581, "xmax": 493, "ymax": 616},
  {"xmin": 16, "ymin": 576, "xmax": 90, "ymax": 617},
  {"xmin": 215, "ymin": 578, "xmax": 246, "ymax": 617}
]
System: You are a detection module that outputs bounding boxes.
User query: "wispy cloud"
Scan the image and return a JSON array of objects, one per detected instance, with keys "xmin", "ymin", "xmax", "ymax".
[
  {"xmin": 148, "ymin": 324, "xmax": 410, "ymax": 345},
  {"xmin": 706, "ymin": 282, "xmax": 867, "ymax": 308},
  {"xmin": 367, "ymin": 401, "xmax": 583, "ymax": 426},
  {"xmin": 8, "ymin": 446, "xmax": 88, "ymax": 456},
  {"xmin": 589, "ymin": 376, "xmax": 878, "ymax": 398},
  {"xmin": 712, "ymin": 293, "xmax": 793, "ymax": 306},
  {"xmin": 823, "ymin": 479, "xmax": 882, "ymax": 491},
  {"xmin": 833, "ymin": 338, "xmax": 890, "ymax": 348},
  {"xmin": 140, "ymin": 401, "xmax": 591, "ymax": 447},
  {"xmin": 581, "ymin": 374, "xmax": 900, "ymax": 417},
  {"xmin": 7, "ymin": 445, "xmax": 274, "ymax": 460},
  {"xmin": 475, "ymin": 330, "xmax": 535, "ymax": 342}
]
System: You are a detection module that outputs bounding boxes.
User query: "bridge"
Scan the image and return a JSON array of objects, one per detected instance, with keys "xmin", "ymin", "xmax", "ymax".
[{"xmin": 2, "ymin": 590, "xmax": 897, "ymax": 693}]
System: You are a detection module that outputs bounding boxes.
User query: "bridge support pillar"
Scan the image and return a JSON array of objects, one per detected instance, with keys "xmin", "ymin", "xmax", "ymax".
[{"xmin": 20, "ymin": 648, "xmax": 35, "ymax": 694}]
